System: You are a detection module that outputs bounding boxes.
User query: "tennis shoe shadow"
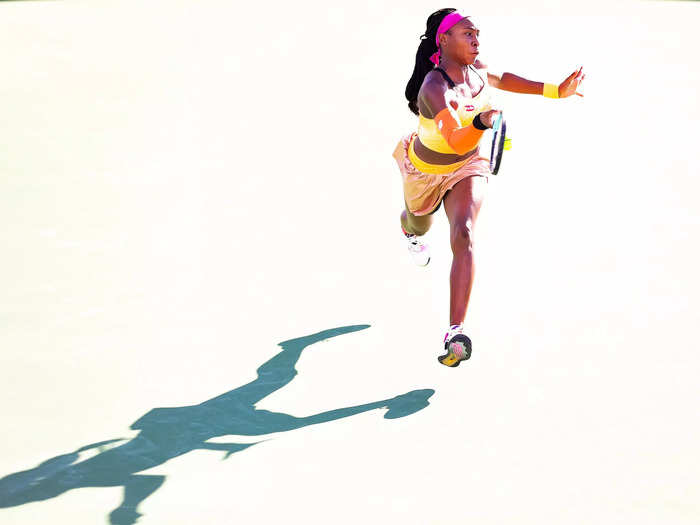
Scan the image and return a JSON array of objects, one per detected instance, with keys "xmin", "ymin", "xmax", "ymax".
[{"xmin": 0, "ymin": 325, "xmax": 435, "ymax": 525}]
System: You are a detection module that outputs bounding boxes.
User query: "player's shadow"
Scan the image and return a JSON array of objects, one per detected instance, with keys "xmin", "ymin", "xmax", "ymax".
[{"xmin": 0, "ymin": 325, "xmax": 434, "ymax": 524}]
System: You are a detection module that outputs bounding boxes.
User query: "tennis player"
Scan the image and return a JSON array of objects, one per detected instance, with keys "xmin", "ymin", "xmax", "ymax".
[{"xmin": 394, "ymin": 8, "xmax": 584, "ymax": 367}]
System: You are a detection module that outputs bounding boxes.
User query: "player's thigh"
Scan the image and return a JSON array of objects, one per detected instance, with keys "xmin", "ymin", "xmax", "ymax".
[{"xmin": 443, "ymin": 175, "xmax": 487, "ymax": 228}]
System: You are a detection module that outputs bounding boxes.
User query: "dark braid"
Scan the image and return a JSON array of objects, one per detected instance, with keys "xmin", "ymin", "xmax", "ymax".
[{"xmin": 405, "ymin": 8, "xmax": 457, "ymax": 115}]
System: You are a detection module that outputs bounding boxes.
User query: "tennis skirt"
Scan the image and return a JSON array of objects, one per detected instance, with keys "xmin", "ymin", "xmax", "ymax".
[{"xmin": 393, "ymin": 133, "xmax": 489, "ymax": 216}]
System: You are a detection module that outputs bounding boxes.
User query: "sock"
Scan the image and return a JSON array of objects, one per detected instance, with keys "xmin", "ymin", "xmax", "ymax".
[{"xmin": 444, "ymin": 324, "xmax": 463, "ymax": 342}]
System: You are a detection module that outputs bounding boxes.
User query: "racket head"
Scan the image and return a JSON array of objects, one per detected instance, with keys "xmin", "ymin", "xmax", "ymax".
[{"xmin": 489, "ymin": 115, "xmax": 506, "ymax": 175}]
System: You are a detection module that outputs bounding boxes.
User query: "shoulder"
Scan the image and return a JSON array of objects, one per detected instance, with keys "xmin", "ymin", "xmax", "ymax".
[
  {"xmin": 417, "ymin": 71, "xmax": 452, "ymax": 118},
  {"xmin": 420, "ymin": 69, "xmax": 449, "ymax": 94}
]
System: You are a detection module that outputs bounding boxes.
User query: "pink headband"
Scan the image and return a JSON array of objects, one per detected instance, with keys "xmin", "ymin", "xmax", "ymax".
[{"xmin": 429, "ymin": 11, "xmax": 468, "ymax": 65}]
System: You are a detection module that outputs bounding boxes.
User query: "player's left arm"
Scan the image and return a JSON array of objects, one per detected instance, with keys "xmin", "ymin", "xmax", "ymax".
[{"xmin": 480, "ymin": 60, "xmax": 585, "ymax": 98}]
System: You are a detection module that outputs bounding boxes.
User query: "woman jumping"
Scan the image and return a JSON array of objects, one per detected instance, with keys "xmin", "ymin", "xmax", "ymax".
[{"xmin": 393, "ymin": 8, "xmax": 584, "ymax": 367}]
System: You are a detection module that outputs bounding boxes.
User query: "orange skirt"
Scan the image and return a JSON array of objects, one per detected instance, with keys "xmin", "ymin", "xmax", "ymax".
[{"xmin": 393, "ymin": 133, "xmax": 489, "ymax": 216}]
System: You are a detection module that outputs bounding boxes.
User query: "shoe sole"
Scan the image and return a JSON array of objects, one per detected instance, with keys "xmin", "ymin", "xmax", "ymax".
[{"xmin": 437, "ymin": 353, "xmax": 462, "ymax": 367}]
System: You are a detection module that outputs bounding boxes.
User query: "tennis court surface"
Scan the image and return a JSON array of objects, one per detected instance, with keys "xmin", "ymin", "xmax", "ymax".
[{"xmin": 2, "ymin": 1, "xmax": 699, "ymax": 523}]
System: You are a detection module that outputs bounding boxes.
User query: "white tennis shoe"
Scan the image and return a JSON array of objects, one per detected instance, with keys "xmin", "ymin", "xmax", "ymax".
[
  {"xmin": 439, "ymin": 325, "xmax": 472, "ymax": 367},
  {"xmin": 405, "ymin": 232, "xmax": 430, "ymax": 266}
]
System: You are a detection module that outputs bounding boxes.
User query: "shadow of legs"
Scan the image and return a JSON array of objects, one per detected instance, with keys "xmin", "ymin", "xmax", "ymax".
[{"xmin": 109, "ymin": 475, "xmax": 165, "ymax": 525}]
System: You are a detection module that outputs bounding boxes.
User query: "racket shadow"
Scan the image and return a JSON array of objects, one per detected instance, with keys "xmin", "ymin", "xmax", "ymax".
[{"xmin": 0, "ymin": 324, "xmax": 435, "ymax": 525}]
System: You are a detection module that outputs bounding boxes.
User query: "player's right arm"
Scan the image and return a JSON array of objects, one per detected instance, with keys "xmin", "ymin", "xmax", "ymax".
[{"xmin": 418, "ymin": 74, "xmax": 501, "ymax": 155}]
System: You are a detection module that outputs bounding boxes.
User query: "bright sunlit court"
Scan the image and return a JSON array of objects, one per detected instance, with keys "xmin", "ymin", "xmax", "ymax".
[{"xmin": 1, "ymin": 1, "xmax": 699, "ymax": 523}]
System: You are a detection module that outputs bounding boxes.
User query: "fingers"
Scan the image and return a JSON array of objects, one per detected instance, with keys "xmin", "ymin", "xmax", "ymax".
[
  {"xmin": 575, "ymin": 72, "xmax": 586, "ymax": 96},
  {"xmin": 567, "ymin": 66, "xmax": 584, "ymax": 83},
  {"xmin": 563, "ymin": 67, "xmax": 585, "ymax": 97}
]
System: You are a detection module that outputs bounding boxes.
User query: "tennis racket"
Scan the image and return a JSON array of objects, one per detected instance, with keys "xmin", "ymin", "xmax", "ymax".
[{"xmin": 489, "ymin": 112, "xmax": 507, "ymax": 175}]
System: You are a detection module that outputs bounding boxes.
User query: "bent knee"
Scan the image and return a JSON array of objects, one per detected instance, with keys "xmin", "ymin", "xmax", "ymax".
[{"xmin": 450, "ymin": 222, "xmax": 474, "ymax": 253}]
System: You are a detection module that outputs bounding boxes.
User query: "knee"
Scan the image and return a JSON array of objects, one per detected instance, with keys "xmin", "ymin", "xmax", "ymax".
[
  {"xmin": 402, "ymin": 210, "xmax": 432, "ymax": 236},
  {"xmin": 450, "ymin": 221, "xmax": 474, "ymax": 254}
]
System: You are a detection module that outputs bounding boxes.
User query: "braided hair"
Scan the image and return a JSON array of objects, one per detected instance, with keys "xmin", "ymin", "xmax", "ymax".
[{"xmin": 404, "ymin": 8, "xmax": 457, "ymax": 115}]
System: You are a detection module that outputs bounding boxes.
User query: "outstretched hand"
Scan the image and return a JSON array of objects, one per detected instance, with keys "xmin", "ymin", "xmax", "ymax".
[{"xmin": 559, "ymin": 67, "xmax": 585, "ymax": 98}]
